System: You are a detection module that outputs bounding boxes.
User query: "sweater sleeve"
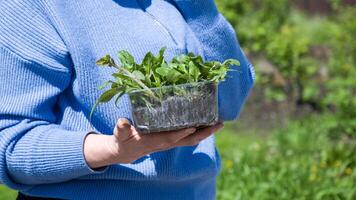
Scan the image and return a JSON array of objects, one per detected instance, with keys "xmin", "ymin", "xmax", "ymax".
[
  {"xmin": 0, "ymin": 1, "xmax": 104, "ymax": 189},
  {"xmin": 173, "ymin": 0, "xmax": 255, "ymax": 120}
]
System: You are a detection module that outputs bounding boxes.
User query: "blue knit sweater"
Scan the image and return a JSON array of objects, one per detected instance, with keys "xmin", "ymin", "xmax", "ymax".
[{"xmin": 0, "ymin": 0, "xmax": 254, "ymax": 199}]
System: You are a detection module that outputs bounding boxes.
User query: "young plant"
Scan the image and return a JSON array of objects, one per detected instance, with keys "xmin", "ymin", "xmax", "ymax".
[{"xmin": 89, "ymin": 47, "xmax": 240, "ymax": 119}]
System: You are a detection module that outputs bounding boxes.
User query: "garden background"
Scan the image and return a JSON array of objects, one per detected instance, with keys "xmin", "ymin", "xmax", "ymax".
[{"xmin": 0, "ymin": 0, "xmax": 355, "ymax": 199}]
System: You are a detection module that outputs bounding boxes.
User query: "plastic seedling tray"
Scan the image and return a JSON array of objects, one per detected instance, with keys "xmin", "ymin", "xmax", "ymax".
[{"xmin": 129, "ymin": 81, "xmax": 218, "ymax": 133}]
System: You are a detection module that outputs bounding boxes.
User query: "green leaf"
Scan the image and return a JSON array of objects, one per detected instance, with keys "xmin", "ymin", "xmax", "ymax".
[
  {"xmin": 132, "ymin": 70, "xmax": 145, "ymax": 80},
  {"xmin": 97, "ymin": 80, "xmax": 112, "ymax": 90},
  {"xmin": 156, "ymin": 66, "xmax": 170, "ymax": 77},
  {"xmin": 89, "ymin": 88, "xmax": 118, "ymax": 122},
  {"xmin": 172, "ymin": 54, "xmax": 189, "ymax": 64},
  {"xmin": 118, "ymin": 50, "xmax": 135, "ymax": 66},
  {"xmin": 188, "ymin": 61, "xmax": 201, "ymax": 81},
  {"xmin": 142, "ymin": 52, "xmax": 155, "ymax": 75},
  {"xmin": 176, "ymin": 64, "xmax": 188, "ymax": 74},
  {"xmin": 142, "ymin": 52, "xmax": 155, "ymax": 66},
  {"xmin": 223, "ymin": 59, "xmax": 240, "ymax": 67},
  {"xmin": 152, "ymin": 75, "xmax": 162, "ymax": 87},
  {"xmin": 114, "ymin": 92, "xmax": 125, "ymax": 106},
  {"xmin": 190, "ymin": 54, "xmax": 204, "ymax": 64},
  {"xmin": 98, "ymin": 88, "xmax": 118, "ymax": 103},
  {"xmin": 167, "ymin": 69, "xmax": 182, "ymax": 83},
  {"xmin": 96, "ymin": 55, "xmax": 115, "ymax": 67},
  {"xmin": 157, "ymin": 47, "xmax": 167, "ymax": 63}
]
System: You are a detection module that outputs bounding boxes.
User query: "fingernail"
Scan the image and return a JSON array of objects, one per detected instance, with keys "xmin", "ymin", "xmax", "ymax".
[
  {"xmin": 117, "ymin": 118, "xmax": 131, "ymax": 128},
  {"xmin": 118, "ymin": 118, "xmax": 127, "ymax": 123}
]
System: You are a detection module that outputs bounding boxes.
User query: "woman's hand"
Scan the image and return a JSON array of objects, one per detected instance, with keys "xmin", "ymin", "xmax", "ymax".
[{"xmin": 84, "ymin": 118, "xmax": 224, "ymax": 169}]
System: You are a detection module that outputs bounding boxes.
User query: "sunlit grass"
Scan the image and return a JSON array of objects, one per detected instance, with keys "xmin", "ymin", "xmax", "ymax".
[
  {"xmin": 0, "ymin": 185, "xmax": 16, "ymax": 200},
  {"xmin": 216, "ymin": 115, "xmax": 356, "ymax": 200}
]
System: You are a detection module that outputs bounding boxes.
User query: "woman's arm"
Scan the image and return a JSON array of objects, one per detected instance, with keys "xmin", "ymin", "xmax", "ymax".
[
  {"xmin": 0, "ymin": 1, "xmax": 106, "ymax": 189},
  {"xmin": 0, "ymin": 48, "xmax": 105, "ymax": 188},
  {"xmin": 172, "ymin": 0, "xmax": 255, "ymax": 120}
]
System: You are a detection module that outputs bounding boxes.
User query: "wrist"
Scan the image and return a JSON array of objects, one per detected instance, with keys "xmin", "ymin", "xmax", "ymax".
[{"xmin": 83, "ymin": 133, "xmax": 118, "ymax": 169}]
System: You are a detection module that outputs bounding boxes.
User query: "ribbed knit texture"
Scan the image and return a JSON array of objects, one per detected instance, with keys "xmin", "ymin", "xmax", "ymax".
[{"xmin": 0, "ymin": 0, "xmax": 254, "ymax": 199}]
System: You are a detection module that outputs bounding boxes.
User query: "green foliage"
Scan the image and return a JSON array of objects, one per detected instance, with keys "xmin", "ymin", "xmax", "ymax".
[
  {"xmin": 90, "ymin": 47, "xmax": 239, "ymax": 118},
  {"xmin": 216, "ymin": 115, "xmax": 356, "ymax": 200},
  {"xmin": 217, "ymin": 1, "xmax": 320, "ymax": 104},
  {"xmin": 218, "ymin": 1, "xmax": 355, "ymax": 115},
  {"xmin": 216, "ymin": 0, "xmax": 290, "ymax": 52},
  {"xmin": 323, "ymin": 7, "xmax": 356, "ymax": 136},
  {"xmin": 265, "ymin": 12, "xmax": 321, "ymax": 104}
]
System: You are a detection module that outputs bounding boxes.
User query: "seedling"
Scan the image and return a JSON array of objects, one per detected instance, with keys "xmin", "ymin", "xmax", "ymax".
[{"xmin": 91, "ymin": 47, "xmax": 239, "ymax": 133}]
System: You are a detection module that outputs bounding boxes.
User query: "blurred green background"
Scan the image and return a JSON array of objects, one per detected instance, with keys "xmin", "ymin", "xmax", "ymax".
[
  {"xmin": 1, "ymin": 0, "xmax": 355, "ymax": 199},
  {"xmin": 213, "ymin": 0, "xmax": 355, "ymax": 199}
]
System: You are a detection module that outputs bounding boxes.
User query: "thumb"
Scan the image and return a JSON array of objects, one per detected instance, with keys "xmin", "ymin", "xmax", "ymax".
[{"xmin": 114, "ymin": 118, "xmax": 132, "ymax": 140}]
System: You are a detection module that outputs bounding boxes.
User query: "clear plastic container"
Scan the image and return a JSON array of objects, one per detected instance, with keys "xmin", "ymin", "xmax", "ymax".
[{"xmin": 129, "ymin": 81, "xmax": 218, "ymax": 133}]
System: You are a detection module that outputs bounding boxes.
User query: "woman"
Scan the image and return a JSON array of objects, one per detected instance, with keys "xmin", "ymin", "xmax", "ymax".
[{"xmin": 0, "ymin": 0, "xmax": 254, "ymax": 199}]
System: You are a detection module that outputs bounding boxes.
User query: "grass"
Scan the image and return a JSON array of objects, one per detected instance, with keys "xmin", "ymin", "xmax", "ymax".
[
  {"xmin": 0, "ymin": 115, "xmax": 354, "ymax": 200},
  {"xmin": 216, "ymin": 115, "xmax": 356, "ymax": 200},
  {"xmin": 0, "ymin": 185, "xmax": 16, "ymax": 200}
]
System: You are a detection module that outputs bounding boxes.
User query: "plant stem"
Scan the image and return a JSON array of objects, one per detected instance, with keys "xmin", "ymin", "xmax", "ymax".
[{"xmin": 113, "ymin": 64, "xmax": 160, "ymax": 101}]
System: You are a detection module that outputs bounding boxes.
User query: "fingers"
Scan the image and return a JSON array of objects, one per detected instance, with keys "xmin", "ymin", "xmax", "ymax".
[
  {"xmin": 112, "ymin": 118, "xmax": 224, "ymax": 164},
  {"xmin": 174, "ymin": 123, "xmax": 224, "ymax": 147},
  {"xmin": 154, "ymin": 127, "xmax": 197, "ymax": 142},
  {"xmin": 143, "ymin": 127, "xmax": 197, "ymax": 152},
  {"xmin": 141, "ymin": 123, "xmax": 223, "ymax": 154}
]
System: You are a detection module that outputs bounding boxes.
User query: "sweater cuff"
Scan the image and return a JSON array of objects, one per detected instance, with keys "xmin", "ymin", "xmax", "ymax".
[
  {"xmin": 7, "ymin": 126, "xmax": 108, "ymax": 185},
  {"xmin": 42, "ymin": 129, "xmax": 109, "ymax": 175},
  {"xmin": 39, "ymin": 129, "xmax": 109, "ymax": 175}
]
